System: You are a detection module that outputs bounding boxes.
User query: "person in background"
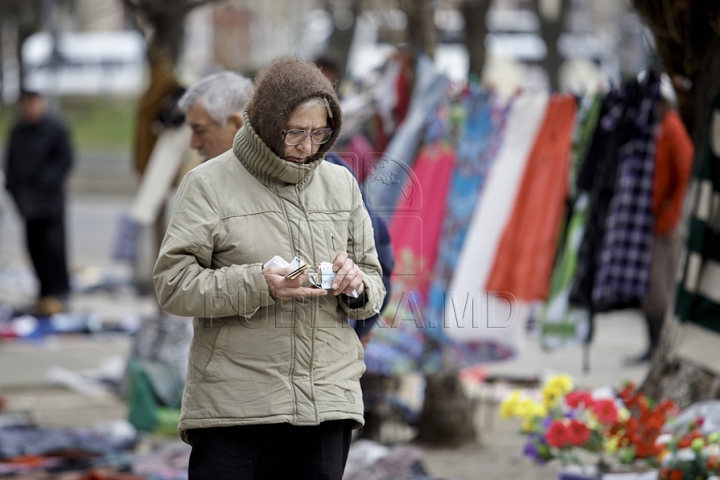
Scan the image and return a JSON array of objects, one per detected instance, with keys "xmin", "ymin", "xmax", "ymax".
[
  {"xmin": 632, "ymin": 78, "xmax": 694, "ymax": 363},
  {"xmin": 314, "ymin": 54, "xmax": 341, "ymax": 90},
  {"xmin": 154, "ymin": 56, "xmax": 385, "ymax": 480},
  {"xmin": 3, "ymin": 90, "xmax": 73, "ymax": 316},
  {"xmin": 315, "ymin": 56, "xmax": 395, "ymax": 347},
  {"xmin": 178, "ymin": 71, "xmax": 255, "ymax": 161}
]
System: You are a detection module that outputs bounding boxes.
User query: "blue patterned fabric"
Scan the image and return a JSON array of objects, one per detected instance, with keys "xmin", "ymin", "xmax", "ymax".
[
  {"xmin": 424, "ymin": 87, "xmax": 510, "ymax": 344},
  {"xmin": 422, "ymin": 87, "xmax": 512, "ymax": 371},
  {"xmin": 362, "ymin": 86, "xmax": 515, "ymax": 374}
]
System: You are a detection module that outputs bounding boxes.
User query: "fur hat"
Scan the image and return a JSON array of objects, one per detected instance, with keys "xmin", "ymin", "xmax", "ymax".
[{"xmin": 246, "ymin": 56, "xmax": 342, "ymax": 161}]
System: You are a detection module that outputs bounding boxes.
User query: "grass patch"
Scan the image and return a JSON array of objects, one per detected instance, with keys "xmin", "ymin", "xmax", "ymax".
[{"xmin": 0, "ymin": 96, "xmax": 136, "ymax": 152}]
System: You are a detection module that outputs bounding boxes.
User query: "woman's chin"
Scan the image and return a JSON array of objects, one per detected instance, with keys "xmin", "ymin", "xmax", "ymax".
[{"xmin": 286, "ymin": 157, "xmax": 308, "ymax": 164}]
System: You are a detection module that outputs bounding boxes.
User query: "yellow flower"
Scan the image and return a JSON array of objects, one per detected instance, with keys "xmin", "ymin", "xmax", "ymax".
[
  {"xmin": 585, "ymin": 412, "xmax": 599, "ymax": 430},
  {"xmin": 617, "ymin": 407, "xmax": 630, "ymax": 422},
  {"xmin": 531, "ymin": 403, "xmax": 548, "ymax": 418},
  {"xmin": 542, "ymin": 384, "xmax": 563, "ymax": 407},
  {"xmin": 522, "ymin": 415, "xmax": 537, "ymax": 432},
  {"xmin": 604, "ymin": 436, "xmax": 620, "ymax": 454},
  {"xmin": 515, "ymin": 398, "xmax": 535, "ymax": 417},
  {"xmin": 500, "ymin": 391, "xmax": 522, "ymax": 419},
  {"xmin": 546, "ymin": 374, "xmax": 574, "ymax": 395},
  {"xmin": 540, "ymin": 374, "xmax": 574, "ymax": 408}
]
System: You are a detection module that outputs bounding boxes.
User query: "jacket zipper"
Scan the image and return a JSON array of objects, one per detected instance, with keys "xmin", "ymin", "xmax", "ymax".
[{"xmin": 296, "ymin": 184, "xmax": 319, "ymax": 422}]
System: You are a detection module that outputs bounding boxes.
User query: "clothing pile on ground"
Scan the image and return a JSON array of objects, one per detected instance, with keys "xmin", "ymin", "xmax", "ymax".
[
  {"xmin": 125, "ymin": 314, "xmax": 192, "ymax": 436},
  {"xmin": 0, "ymin": 304, "xmax": 138, "ymax": 341},
  {"xmin": 0, "ymin": 413, "xmax": 192, "ymax": 480},
  {"xmin": 343, "ymin": 439, "xmax": 437, "ymax": 480}
]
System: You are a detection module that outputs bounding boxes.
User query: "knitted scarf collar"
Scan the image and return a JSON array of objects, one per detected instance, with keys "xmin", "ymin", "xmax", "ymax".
[{"xmin": 232, "ymin": 110, "xmax": 322, "ymax": 186}]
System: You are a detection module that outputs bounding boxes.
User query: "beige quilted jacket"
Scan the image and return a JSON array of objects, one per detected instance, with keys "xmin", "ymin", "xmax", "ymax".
[{"xmin": 153, "ymin": 115, "xmax": 384, "ymax": 442}]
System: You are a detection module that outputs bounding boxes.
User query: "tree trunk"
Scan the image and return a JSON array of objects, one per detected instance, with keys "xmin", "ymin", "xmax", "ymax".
[
  {"xmin": 0, "ymin": 18, "xmax": 4, "ymax": 107},
  {"xmin": 123, "ymin": 0, "xmax": 223, "ymax": 68},
  {"xmin": 637, "ymin": 20, "xmax": 720, "ymax": 406},
  {"xmin": 16, "ymin": 1, "xmax": 41, "ymax": 91},
  {"xmin": 324, "ymin": 0, "xmax": 359, "ymax": 80},
  {"xmin": 462, "ymin": 0, "xmax": 491, "ymax": 81},
  {"xmin": 400, "ymin": 0, "xmax": 436, "ymax": 59},
  {"xmin": 415, "ymin": 369, "xmax": 476, "ymax": 447},
  {"xmin": 681, "ymin": 34, "xmax": 720, "ymax": 166},
  {"xmin": 145, "ymin": 9, "xmax": 187, "ymax": 65},
  {"xmin": 534, "ymin": 0, "xmax": 571, "ymax": 92}
]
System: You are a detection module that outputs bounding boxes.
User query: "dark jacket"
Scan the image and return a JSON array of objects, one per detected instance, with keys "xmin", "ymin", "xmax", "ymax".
[
  {"xmin": 326, "ymin": 152, "xmax": 394, "ymax": 337},
  {"xmin": 4, "ymin": 116, "xmax": 73, "ymax": 219}
]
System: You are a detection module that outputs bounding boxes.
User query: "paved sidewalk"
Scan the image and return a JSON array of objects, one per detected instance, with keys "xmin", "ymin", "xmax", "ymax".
[{"xmin": 0, "ymin": 192, "xmax": 651, "ymax": 480}]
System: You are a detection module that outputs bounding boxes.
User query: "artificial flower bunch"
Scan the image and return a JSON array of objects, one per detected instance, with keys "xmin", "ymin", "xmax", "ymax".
[
  {"xmin": 500, "ymin": 376, "xmax": 678, "ymax": 472},
  {"xmin": 613, "ymin": 383, "xmax": 678, "ymax": 462},
  {"xmin": 657, "ymin": 418, "xmax": 720, "ymax": 480}
]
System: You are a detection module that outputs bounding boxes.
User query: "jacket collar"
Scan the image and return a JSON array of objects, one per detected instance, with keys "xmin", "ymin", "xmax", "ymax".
[{"xmin": 232, "ymin": 111, "xmax": 322, "ymax": 186}]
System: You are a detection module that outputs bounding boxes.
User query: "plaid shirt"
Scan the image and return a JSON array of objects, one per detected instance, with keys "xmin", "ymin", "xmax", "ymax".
[{"xmin": 591, "ymin": 73, "xmax": 660, "ymax": 311}]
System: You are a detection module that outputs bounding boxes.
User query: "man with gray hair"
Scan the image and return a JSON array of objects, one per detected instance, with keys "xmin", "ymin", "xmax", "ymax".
[{"xmin": 178, "ymin": 71, "xmax": 254, "ymax": 161}]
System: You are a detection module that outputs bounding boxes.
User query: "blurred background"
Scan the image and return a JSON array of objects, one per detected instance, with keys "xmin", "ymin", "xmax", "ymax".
[
  {"xmin": 1, "ymin": 1, "xmax": 717, "ymax": 479},
  {"xmin": 0, "ymin": 0, "xmax": 649, "ymax": 183}
]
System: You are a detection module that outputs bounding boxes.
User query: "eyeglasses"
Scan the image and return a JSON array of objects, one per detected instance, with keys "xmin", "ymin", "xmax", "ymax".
[{"xmin": 283, "ymin": 128, "xmax": 333, "ymax": 146}]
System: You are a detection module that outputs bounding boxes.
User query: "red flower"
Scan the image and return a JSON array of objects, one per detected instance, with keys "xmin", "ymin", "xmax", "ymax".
[
  {"xmin": 626, "ymin": 417, "xmax": 640, "ymax": 432},
  {"xmin": 644, "ymin": 415, "xmax": 664, "ymax": 434},
  {"xmin": 659, "ymin": 467, "xmax": 670, "ymax": 480},
  {"xmin": 546, "ymin": 420, "xmax": 571, "ymax": 448},
  {"xmin": 707, "ymin": 455, "xmax": 720, "ymax": 472},
  {"xmin": 591, "ymin": 399, "xmax": 619, "ymax": 424},
  {"xmin": 677, "ymin": 437, "xmax": 691, "ymax": 449},
  {"xmin": 565, "ymin": 391, "xmax": 594, "ymax": 409},
  {"xmin": 655, "ymin": 399, "xmax": 678, "ymax": 417},
  {"xmin": 669, "ymin": 470, "xmax": 683, "ymax": 480},
  {"xmin": 567, "ymin": 419, "xmax": 591, "ymax": 446},
  {"xmin": 619, "ymin": 382, "xmax": 636, "ymax": 401}
]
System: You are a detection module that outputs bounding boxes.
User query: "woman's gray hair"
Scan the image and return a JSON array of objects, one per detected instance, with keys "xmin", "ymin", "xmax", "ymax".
[
  {"xmin": 178, "ymin": 71, "xmax": 254, "ymax": 126},
  {"xmin": 294, "ymin": 96, "xmax": 328, "ymax": 113}
]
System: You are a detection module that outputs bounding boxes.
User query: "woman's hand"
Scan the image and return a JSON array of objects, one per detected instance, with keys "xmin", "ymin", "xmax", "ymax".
[
  {"xmin": 263, "ymin": 267, "xmax": 328, "ymax": 300},
  {"xmin": 331, "ymin": 252, "xmax": 365, "ymax": 296}
]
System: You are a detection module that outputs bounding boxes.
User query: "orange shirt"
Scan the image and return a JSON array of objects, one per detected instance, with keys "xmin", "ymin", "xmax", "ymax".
[{"xmin": 653, "ymin": 110, "xmax": 694, "ymax": 235}]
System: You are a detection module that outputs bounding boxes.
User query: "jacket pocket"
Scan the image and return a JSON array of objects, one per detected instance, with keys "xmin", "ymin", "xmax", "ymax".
[
  {"xmin": 324, "ymin": 225, "xmax": 340, "ymax": 262},
  {"xmin": 201, "ymin": 323, "xmax": 229, "ymax": 381}
]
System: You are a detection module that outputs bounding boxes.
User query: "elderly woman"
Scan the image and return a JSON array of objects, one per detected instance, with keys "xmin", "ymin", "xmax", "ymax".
[{"xmin": 153, "ymin": 57, "xmax": 385, "ymax": 479}]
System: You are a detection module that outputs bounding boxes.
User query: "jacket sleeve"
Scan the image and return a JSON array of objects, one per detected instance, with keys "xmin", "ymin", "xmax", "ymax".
[
  {"xmin": 370, "ymin": 212, "xmax": 394, "ymax": 312},
  {"xmin": 340, "ymin": 172, "xmax": 386, "ymax": 320},
  {"xmin": 39, "ymin": 122, "xmax": 73, "ymax": 188},
  {"xmin": 3, "ymin": 126, "xmax": 18, "ymax": 191},
  {"xmin": 153, "ymin": 169, "xmax": 275, "ymax": 318},
  {"xmin": 661, "ymin": 113, "xmax": 694, "ymax": 235}
]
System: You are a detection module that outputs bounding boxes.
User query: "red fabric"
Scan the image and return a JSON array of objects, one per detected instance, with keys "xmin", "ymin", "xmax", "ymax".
[
  {"xmin": 370, "ymin": 113, "xmax": 390, "ymax": 154},
  {"xmin": 393, "ymin": 52, "xmax": 414, "ymax": 126},
  {"xmin": 485, "ymin": 95, "xmax": 577, "ymax": 301},
  {"xmin": 388, "ymin": 145, "xmax": 455, "ymax": 306},
  {"xmin": 653, "ymin": 109, "xmax": 694, "ymax": 235}
]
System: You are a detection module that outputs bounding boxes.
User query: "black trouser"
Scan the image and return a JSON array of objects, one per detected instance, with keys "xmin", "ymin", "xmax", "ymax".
[
  {"xmin": 26, "ymin": 217, "xmax": 70, "ymax": 298},
  {"xmin": 187, "ymin": 420, "xmax": 354, "ymax": 480}
]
